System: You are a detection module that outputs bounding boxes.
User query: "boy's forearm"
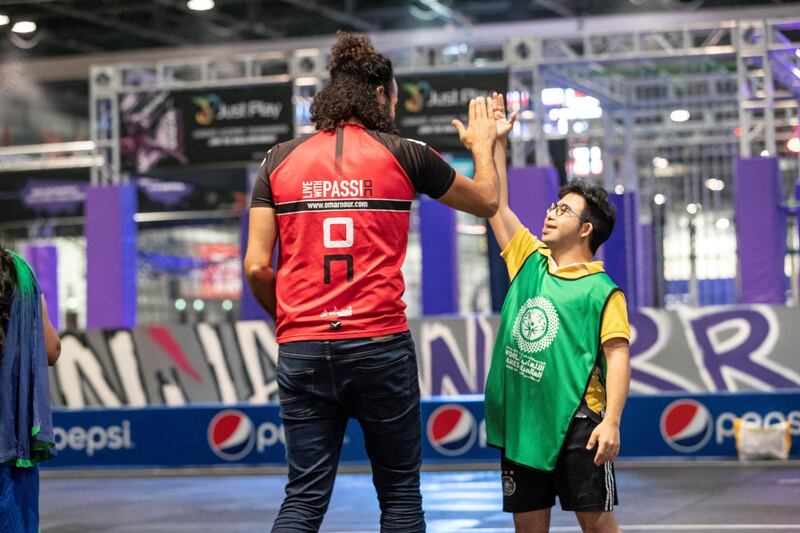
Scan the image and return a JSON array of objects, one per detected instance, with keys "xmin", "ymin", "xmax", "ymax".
[{"xmin": 603, "ymin": 343, "xmax": 631, "ymax": 426}]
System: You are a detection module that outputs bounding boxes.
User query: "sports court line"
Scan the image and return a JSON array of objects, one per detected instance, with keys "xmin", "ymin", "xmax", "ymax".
[
  {"xmin": 565, "ymin": 527, "xmax": 800, "ymax": 532},
  {"xmin": 330, "ymin": 526, "xmax": 800, "ymax": 533}
]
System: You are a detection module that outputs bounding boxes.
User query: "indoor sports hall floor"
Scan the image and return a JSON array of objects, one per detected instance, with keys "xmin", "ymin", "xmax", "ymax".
[{"xmin": 40, "ymin": 462, "xmax": 800, "ymax": 532}]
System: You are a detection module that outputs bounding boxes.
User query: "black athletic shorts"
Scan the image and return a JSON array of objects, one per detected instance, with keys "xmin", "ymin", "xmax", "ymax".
[{"xmin": 501, "ymin": 416, "xmax": 618, "ymax": 513}]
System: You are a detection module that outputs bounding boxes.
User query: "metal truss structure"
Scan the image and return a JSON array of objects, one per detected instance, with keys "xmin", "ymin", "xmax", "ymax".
[
  {"xmin": 85, "ymin": 10, "xmax": 800, "ymax": 309},
  {"xmin": 90, "ymin": 12, "xmax": 800, "ymax": 202}
]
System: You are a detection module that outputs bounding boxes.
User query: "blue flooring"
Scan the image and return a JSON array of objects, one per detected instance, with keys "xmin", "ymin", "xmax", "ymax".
[{"xmin": 39, "ymin": 465, "xmax": 800, "ymax": 532}]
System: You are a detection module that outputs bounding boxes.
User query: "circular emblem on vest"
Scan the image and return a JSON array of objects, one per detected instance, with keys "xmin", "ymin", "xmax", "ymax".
[
  {"xmin": 513, "ymin": 296, "xmax": 559, "ymax": 354},
  {"xmin": 502, "ymin": 475, "xmax": 516, "ymax": 496}
]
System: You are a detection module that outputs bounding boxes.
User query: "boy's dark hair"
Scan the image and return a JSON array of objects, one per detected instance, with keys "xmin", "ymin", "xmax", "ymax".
[
  {"xmin": 558, "ymin": 179, "xmax": 616, "ymax": 254},
  {"xmin": 310, "ymin": 32, "xmax": 396, "ymax": 133}
]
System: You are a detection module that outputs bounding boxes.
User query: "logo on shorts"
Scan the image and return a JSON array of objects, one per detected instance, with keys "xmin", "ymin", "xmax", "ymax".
[
  {"xmin": 660, "ymin": 399, "xmax": 713, "ymax": 453},
  {"xmin": 427, "ymin": 405, "xmax": 478, "ymax": 457},
  {"xmin": 512, "ymin": 297, "xmax": 559, "ymax": 354},
  {"xmin": 208, "ymin": 409, "xmax": 255, "ymax": 461},
  {"xmin": 502, "ymin": 475, "xmax": 516, "ymax": 497}
]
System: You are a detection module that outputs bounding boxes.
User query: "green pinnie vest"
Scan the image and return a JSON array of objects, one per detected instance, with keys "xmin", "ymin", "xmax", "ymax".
[{"xmin": 484, "ymin": 247, "xmax": 619, "ymax": 471}]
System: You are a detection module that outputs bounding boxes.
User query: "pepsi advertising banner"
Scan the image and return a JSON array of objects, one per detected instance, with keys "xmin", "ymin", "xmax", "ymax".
[
  {"xmin": 46, "ymin": 405, "xmax": 367, "ymax": 468},
  {"xmin": 45, "ymin": 392, "xmax": 799, "ymax": 469},
  {"xmin": 621, "ymin": 391, "xmax": 800, "ymax": 457},
  {"xmin": 395, "ymin": 70, "xmax": 509, "ymax": 152}
]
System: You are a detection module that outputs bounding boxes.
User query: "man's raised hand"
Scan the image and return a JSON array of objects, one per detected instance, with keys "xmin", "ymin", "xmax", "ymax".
[{"xmin": 451, "ymin": 96, "xmax": 498, "ymax": 152}]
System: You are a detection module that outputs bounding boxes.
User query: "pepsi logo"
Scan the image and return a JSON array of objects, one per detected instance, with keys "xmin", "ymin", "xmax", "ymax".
[
  {"xmin": 208, "ymin": 410, "xmax": 255, "ymax": 461},
  {"xmin": 660, "ymin": 399, "xmax": 713, "ymax": 453},
  {"xmin": 427, "ymin": 405, "xmax": 478, "ymax": 457}
]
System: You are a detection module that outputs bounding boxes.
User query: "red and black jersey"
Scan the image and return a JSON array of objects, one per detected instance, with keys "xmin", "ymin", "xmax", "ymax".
[{"xmin": 251, "ymin": 123, "xmax": 455, "ymax": 343}]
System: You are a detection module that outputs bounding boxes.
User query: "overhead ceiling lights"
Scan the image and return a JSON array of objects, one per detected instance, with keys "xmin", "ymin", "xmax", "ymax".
[
  {"xmin": 787, "ymin": 137, "xmax": 800, "ymax": 153},
  {"xmin": 654, "ymin": 193, "xmax": 666, "ymax": 205},
  {"xmin": 11, "ymin": 20, "xmax": 37, "ymax": 33},
  {"xmin": 652, "ymin": 156, "xmax": 669, "ymax": 169},
  {"xmin": 541, "ymin": 88, "xmax": 565, "ymax": 106},
  {"xmin": 670, "ymin": 109, "xmax": 691, "ymax": 122},
  {"xmin": 0, "ymin": 14, "xmax": 9, "ymax": 26},
  {"xmin": 187, "ymin": 0, "xmax": 215, "ymax": 11},
  {"xmin": 704, "ymin": 178, "xmax": 725, "ymax": 192}
]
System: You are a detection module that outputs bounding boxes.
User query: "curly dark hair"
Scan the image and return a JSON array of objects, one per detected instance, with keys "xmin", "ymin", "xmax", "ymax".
[
  {"xmin": 310, "ymin": 32, "xmax": 396, "ymax": 133},
  {"xmin": 0, "ymin": 240, "xmax": 17, "ymax": 350},
  {"xmin": 558, "ymin": 179, "xmax": 616, "ymax": 254}
]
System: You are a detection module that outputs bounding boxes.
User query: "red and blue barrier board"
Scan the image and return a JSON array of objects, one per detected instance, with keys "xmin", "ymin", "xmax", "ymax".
[{"xmin": 44, "ymin": 391, "xmax": 800, "ymax": 469}]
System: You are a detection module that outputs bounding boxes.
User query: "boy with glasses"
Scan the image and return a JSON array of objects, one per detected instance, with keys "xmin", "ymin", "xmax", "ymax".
[{"xmin": 481, "ymin": 94, "xmax": 632, "ymax": 533}]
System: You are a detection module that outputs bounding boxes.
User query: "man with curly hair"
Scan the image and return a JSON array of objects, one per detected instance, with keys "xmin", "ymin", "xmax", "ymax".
[
  {"xmin": 482, "ymin": 94, "xmax": 631, "ymax": 533},
  {"xmin": 245, "ymin": 32, "xmax": 503, "ymax": 532}
]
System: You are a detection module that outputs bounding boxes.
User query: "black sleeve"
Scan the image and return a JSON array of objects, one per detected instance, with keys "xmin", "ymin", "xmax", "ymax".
[
  {"xmin": 250, "ymin": 134, "xmax": 316, "ymax": 208},
  {"xmin": 367, "ymin": 131, "xmax": 456, "ymax": 199},
  {"xmin": 250, "ymin": 156, "xmax": 274, "ymax": 208}
]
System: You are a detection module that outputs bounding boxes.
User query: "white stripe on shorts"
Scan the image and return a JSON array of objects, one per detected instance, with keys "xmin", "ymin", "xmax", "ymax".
[{"xmin": 604, "ymin": 462, "xmax": 613, "ymax": 511}]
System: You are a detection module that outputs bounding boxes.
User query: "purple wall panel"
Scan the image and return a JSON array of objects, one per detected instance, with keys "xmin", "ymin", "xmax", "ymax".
[
  {"xmin": 421, "ymin": 197, "xmax": 458, "ymax": 315},
  {"xmin": 796, "ymin": 178, "xmax": 800, "ymax": 300},
  {"xmin": 507, "ymin": 166, "xmax": 559, "ymax": 235},
  {"xmin": 605, "ymin": 192, "xmax": 642, "ymax": 307},
  {"xmin": 735, "ymin": 157, "xmax": 785, "ymax": 304},
  {"xmin": 86, "ymin": 185, "xmax": 137, "ymax": 329},
  {"xmin": 24, "ymin": 244, "xmax": 59, "ymax": 331},
  {"xmin": 639, "ymin": 222, "xmax": 655, "ymax": 308}
]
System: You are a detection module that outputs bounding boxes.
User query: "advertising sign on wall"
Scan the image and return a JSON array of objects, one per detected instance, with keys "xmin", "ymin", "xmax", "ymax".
[
  {"xmin": 49, "ymin": 307, "xmax": 800, "ymax": 409},
  {"xmin": 119, "ymin": 84, "xmax": 293, "ymax": 172},
  {"xmin": 395, "ymin": 71, "xmax": 509, "ymax": 151},
  {"xmin": 45, "ymin": 391, "xmax": 800, "ymax": 469},
  {"xmin": 0, "ymin": 169, "xmax": 90, "ymax": 222}
]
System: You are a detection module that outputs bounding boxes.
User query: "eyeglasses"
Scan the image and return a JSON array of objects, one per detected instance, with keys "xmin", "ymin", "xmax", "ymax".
[{"xmin": 547, "ymin": 202, "xmax": 588, "ymax": 223}]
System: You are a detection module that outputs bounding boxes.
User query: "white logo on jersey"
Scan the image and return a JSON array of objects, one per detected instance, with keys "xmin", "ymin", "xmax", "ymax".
[{"xmin": 512, "ymin": 297, "xmax": 560, "ymax": 354}]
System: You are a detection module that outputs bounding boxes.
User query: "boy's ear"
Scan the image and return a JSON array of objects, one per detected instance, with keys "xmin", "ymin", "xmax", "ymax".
[{"xmin": 581, "ymin": 222, "xmax": 593, "ymax": 240}]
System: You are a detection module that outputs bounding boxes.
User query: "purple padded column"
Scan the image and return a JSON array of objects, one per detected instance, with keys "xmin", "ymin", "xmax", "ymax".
[
  {"xmin": 24, "ymin": 244, "xmax": 59, "ymax": 330},
  {"xmin": 794, "ymin": 178, "xmax": 800, "ymax": 301},
  {"xmin": 507, "ymin": 166, "xmax": 560, "ymax": 233},
  {"xmin": 638, "ymin": 222, "xmax": 655, "ymax": 307},
  {"xmin": 487, "ymin": 166, "xmax": 558, "ymax": 307},
  {"xmin": 86, "ymin": 185, "xmax": 137, "ymax": 329},
  {"xmin": 735, "ymin": 157, "xmax": 785, "ymax": 304},
  {"xmin": 605, "ymin": 192, "xmax": 642, "ymax": 308},
  {"xmin": 420, "ymin": 196, "xmax": 458, "ymax": 315}
]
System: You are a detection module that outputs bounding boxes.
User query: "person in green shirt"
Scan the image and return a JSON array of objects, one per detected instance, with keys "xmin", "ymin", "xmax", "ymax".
[{"xmin": 471, "ymin": 94, "xmax": 631, "ymax": 533}]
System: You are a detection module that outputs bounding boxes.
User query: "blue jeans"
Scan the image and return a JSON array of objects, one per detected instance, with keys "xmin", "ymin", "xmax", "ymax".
[
  {"xmin": 0, "ymin": 466, "xmax": 39, "ymax": 533},
  {"xmin": 271, "ymin": 331, "xmax": 424, "ymax": 533}
]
